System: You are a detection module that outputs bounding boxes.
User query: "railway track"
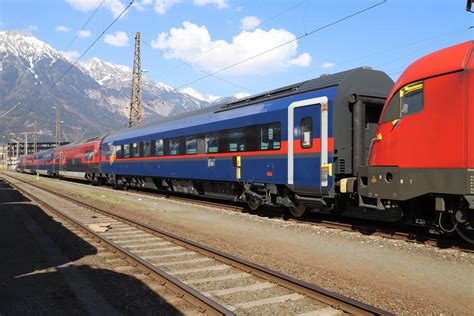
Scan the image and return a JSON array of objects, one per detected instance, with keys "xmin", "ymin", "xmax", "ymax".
[
  {"xmin": 2, "ymin": 173, "xmax": 392, "ymax": 315},
  {"xmin": 114, "ymin": 187, "xmax": 474, "ymax": 253},
  {"xmin": 7, "ymin": 171, "xmax": 474, "ymax": 253}
]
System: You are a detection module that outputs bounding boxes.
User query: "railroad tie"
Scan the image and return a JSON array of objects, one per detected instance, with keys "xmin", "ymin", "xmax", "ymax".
[
  {"xmin": 111, "ymin": 237, "xmax": 161, "ymax": 244},
  {"xmin": 184, "ymin": 272, "xmax": 251, "ymax": 285},
  {"xmin": 107, "ymin": 233, "xmax": 150, "ymax": 241},
  {"xmin": 135, "ymin": 246, "xmax": 183, "ymax": 255},
  {"xmin": 154, "ymin": 258, "xmax": 212, "ymax": 267},
  {"xmin": 144, "ymin": 251, "xmax": 196, "ymax": 260},
  {"xmin": 122, "ymin": 241, "xmax": 172, "ymax": 249},
  {"xmin": 228, "ymin": 293, "xmax": 304, "ymax": 311},
  {"xmin": 202, "ymin": 282, "xmax": 275, "ymax": 297},
  {"xmin": 297, "ymin": 307, "xmax": 344, "ymax": 316},
  {"xmin": 169, "ymin": 264, "xmax": 230, "ymax": 276}
]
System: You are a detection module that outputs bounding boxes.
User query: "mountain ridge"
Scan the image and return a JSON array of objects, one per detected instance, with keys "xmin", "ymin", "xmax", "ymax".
[{"xmin": 0, "ymin": 29, "xmax": 231, "ymax": 142}]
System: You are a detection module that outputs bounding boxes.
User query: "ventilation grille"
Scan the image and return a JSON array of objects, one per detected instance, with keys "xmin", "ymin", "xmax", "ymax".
[
  {"xmin": 470, "ymin": 173, "xmax": 474, "ymax": 194},
  {"xmin": 338, "ymin": 158, "xmax": 346, "ymax": 174}
]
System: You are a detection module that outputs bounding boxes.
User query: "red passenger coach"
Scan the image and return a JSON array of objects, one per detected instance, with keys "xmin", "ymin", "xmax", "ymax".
[
  {"xmin": 53, "ymin": 137, "xmax": 102, "ymax": 181},
  {"xmin": 358, "ymin": 41, "xmax": 474, "ymax": 243}
]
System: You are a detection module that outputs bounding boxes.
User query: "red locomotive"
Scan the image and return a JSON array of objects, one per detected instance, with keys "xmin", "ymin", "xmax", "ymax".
[{"xmin": 357, "ymin": 41, "xmax": 474, "ymax": 243}]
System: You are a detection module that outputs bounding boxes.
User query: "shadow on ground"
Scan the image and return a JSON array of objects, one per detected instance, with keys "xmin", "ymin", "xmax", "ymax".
[{"xmin": 0, "ymin": 179, "xmax": 183, "ymax": 315}]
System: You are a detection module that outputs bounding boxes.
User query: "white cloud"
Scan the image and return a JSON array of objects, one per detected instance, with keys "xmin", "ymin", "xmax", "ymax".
[
  {"xmin": 154, "ymin": 0, "xmax": 180, "ymax": 14},
  {"xmin": 59, "ymin": 50, "xmax": 80, "ymax": 61},
  {"xmin": 66, "ymin": 0, "xmax": 125, "ymax": 18},
  {"xmin": 240, "ymin": 16, "xmax": 261, "ymax": 31},
  {"xmin": 234, "ymin": 92, "xmax": 250, "ymax": 99},
  {"xmin": 133, "ymin": 0, "xmax": 153, "ymax": 11},
  {"xmin": 193, "ymin": 0, "xmax": 228, "ymax": 9},
  {"xmin": 290, "ymin": 53, "xmax": 311, "ymax": 67},
  {"xmin": 104, "ymin": 31, "xmax": 128, "ymax": 47},
  {"xmin": 77, "ymin": 30, "xmax": 91, "ymax": 38},
  {"xmin": 235, "ymin": 6, "xmax": 243, "ymax": 12},
  {"xmin": 322, "ymin": 62, "xmax": 335, "ymax": 68},
  {"xmin": 132, "ymin": 0, "xmax": 180, "ymax": 14},
  {"xmin": 28, "ymin": 25, "xmax": 39, "ymax": 32},
  {"xmin": 55, "ymin": 25, "xmax": 71, "ymax": 32},
  {"xmin": 151, "ymin": 21, "xmax": 312, "ymax": 76}
]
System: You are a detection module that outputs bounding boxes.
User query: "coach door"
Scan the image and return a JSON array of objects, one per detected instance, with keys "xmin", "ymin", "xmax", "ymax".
[
  {"xmin": 288, "ymin": 97, "xmax": 329, "ymax": 191},
  {"xmin": 59, "ymin": 151, "xmax": 64, "ymax": 174}
]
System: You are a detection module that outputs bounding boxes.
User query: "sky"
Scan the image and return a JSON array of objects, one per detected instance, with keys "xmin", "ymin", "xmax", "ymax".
[{"xmin": 1, "ymin": 0, "xmax": 473, "ymax": 98}]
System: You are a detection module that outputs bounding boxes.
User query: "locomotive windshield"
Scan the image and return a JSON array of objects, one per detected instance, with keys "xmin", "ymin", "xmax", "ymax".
[{"xmin": 380, "ymin": 81, "xmax": 424, "ymax": 123}]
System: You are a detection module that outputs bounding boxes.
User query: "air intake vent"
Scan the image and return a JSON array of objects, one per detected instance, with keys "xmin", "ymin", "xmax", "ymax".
[{"xmin": 338, "ymin": 158, "xmax": 346, "ymax": 174}]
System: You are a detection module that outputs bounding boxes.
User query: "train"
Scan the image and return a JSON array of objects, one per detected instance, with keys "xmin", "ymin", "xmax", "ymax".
[{"xmin": 17, "ymin": 41, "xmax": 474, "ymax": 244}]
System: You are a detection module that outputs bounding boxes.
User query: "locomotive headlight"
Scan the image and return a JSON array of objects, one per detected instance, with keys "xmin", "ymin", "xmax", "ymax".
[{"xmin": 376, "ymin": 133, "xmax": 382, "ymax": 141}]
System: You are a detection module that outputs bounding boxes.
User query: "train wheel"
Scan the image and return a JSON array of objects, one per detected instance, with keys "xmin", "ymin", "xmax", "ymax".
[
  {"xmin": 452, "ymin": 210, "xmax": 474, "ymax": 245},
  {"xmin": 247, "ymin": 199, "xmax": 260, "ymax": 211},
  {"xmin": 289, "ymin": 200, "xmax": 306, "ymax": 218}
]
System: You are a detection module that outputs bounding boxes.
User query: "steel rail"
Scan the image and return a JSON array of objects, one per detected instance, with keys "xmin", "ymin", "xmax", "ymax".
[
  {"xmin": 2, "ymin": 175, "xmax": 234, "ymax": 316},
  {"xmin": 3, "ymin": 173, "xmax": 392, "ymax": 316}
]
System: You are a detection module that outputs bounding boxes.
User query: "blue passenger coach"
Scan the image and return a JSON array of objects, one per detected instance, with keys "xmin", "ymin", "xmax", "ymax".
[{"xmin": 100, "ymin": 68, "xmax": 393, "ymax": 216}]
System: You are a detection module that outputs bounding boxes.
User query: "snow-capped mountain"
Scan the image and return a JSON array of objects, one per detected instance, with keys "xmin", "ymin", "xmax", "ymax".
[
  {"xmin": 180, "ymin": 87, "xmax": 220, "ymax": 103},
  {"xmin": 78, "ymin": 56, "xmax": 210, "ymax": 118},
  {"xmin": 0, "ymin": 30, "xmax": 219, "ymax": 142}
]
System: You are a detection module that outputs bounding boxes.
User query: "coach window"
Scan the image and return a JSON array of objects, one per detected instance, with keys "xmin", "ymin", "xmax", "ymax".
[
  {"xmin": 156, "ymin": 139, "xmax": 164, "ymax": 156},
  {"xmin": 300, "ymin": 117, "xmax": 313, "ymax": 148},
  {"xmin": 132, "ymin": 143, "xmax": 139, "ymax": 158},
  {"xmin": 261, "ymin": 123, "xmax": 281, "ymax": 150},
  {"xmin": 139, "ymin": 142, "xmax": 144, "ymax": 157},
  {"xmin": 205, "ymin": 133, "xmax": 219, "ymax": 153},
  {"xmin": 245, "ymin": 125, "xmax": 259, "ymax": 152},
  {"xmin": 169, "ymin": 138, "xmax": 180, "ymax": 155},
  {"xmin": 400, "ymin": 81, "xmax": 423, "ymax": 118},
  {"xmin": 229, "ymin": 128, "xmax": 245, "ymax": 152},
  {"xmin": 114, "ymin": 145, "xmax": 122, "ymax": 159},
  {"xmin": 143, "ymin": 141, "xmax": 151, "ymax": 157},
  {"xmin": 186, "ymin": 137, "xmax": 197, "ymax": 154},
  {"xmin": 123, "ymin": 144, "xmax": 130, "ymax": 158}
]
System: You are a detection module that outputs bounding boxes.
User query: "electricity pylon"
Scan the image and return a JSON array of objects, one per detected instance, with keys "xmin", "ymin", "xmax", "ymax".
[{"xmin": 128, "ymin": 32, "xmax": 143, "ymax": 128}]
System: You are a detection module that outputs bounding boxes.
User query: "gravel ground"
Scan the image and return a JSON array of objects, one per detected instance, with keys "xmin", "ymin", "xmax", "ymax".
[{"xmin": 8, "ymin": 172, "xmax": 474, "ymax": 315}]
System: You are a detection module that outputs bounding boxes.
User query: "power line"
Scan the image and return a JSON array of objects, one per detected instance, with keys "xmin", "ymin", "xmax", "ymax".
[
  {"xmin": 44, "ymin": 0, "xmax": 135, "ymax": 97},
  {"xmin": 379, "ymin": 27, "xmax": 472, "ymax": 74},
  {"xmin": 141, "ymin": 39, "xmax": 254, "ymax": 93},
  {"xmin": 7, "ymin": 0, "xmax": 106, "ymax": 99},
  {"xmin": 64, "ymin": 0, "xmax": 105, "ymax": 51},
  {"xmin": 159, "ymin": 0, "xmax": 307, "ymax": 74},
  {"xmin": 151, "ymin": 0, "xmax": 387, "ymax": 98},
  {"xmin": 253, "ymin": 25, "xmax": 471, "ymax": 90}
]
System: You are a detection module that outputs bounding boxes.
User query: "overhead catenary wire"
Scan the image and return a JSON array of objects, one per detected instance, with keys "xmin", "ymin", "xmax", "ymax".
[
  {"xmin": 139, "ymin": 0, "xmax": 312, "ymax": 96},
  {"xmin": 43, "ymin": 0, "xmax": 135, "ymax": 97},
  {"xmin": 149, "ymin": 0, "xmax": 387, "ymax": 99},
  {"xmin": 252, "ymin": 25, "xmax": 472, "ymax": 90},
  {"xmin": 64, "ymin": 0, "xmax": 105, "ymax": 52},
  {"xmin": 159, "ymin": 0, "xmax": 308, "ymax": 75},
  {"xmin": 141, "ymin": 39, "xmax": 254, "ymax": 93},
  {"xmin": 6, "ymin": 0, "xmax": 107, "ymax": 106}
]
